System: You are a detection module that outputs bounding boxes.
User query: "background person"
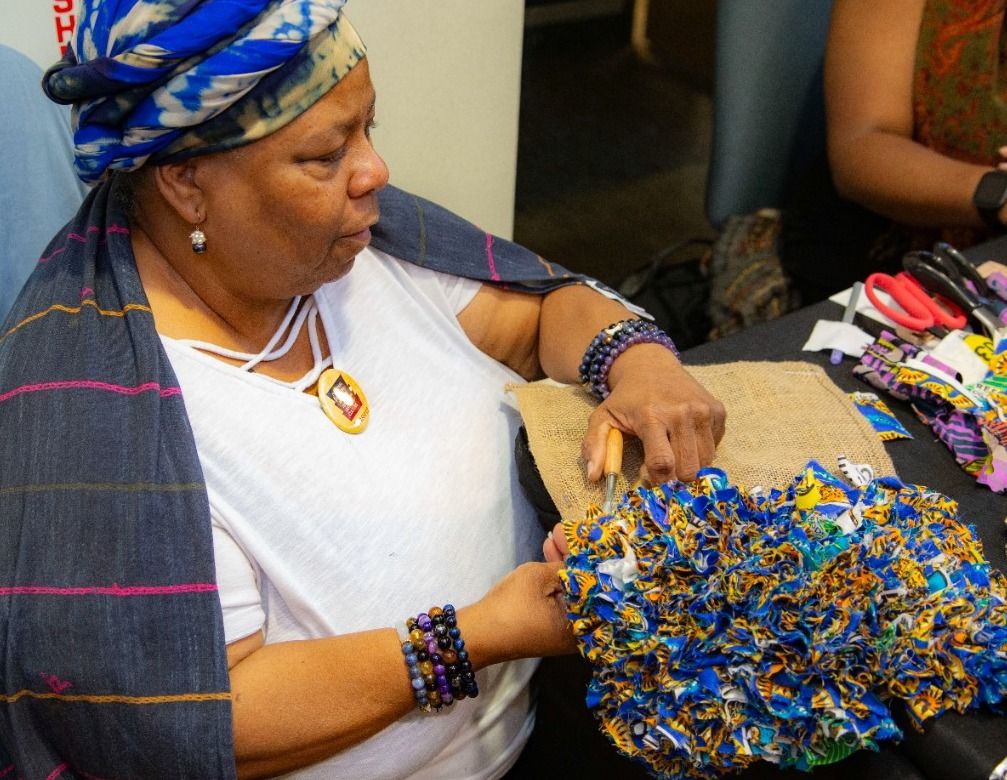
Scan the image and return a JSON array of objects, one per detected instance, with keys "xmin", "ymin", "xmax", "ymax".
[{"xmin": 781, "ymin": 0, "xmax": 1007, "ymax": 303}]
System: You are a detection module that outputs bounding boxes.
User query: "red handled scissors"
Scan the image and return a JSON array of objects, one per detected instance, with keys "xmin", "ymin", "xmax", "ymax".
[{"xmin": 864, "ymin": 271, "xmax": 967, "ymax": 336}]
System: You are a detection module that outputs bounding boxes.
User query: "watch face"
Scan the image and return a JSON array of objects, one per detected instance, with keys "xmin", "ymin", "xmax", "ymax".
[{"xmin": 975, "ymin": 171, "xmax": 1007, "ymax": 208}]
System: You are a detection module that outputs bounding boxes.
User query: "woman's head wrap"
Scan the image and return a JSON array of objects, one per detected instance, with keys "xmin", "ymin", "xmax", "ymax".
[{"xmin": 43, "ymin": 0, "xmax": 366, "ymax": 184}]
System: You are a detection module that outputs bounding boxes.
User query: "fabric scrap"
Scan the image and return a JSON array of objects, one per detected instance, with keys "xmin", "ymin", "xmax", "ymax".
[
  {"xmin": 561, "ymin": 461, "xmax": 1007, "ymax": 779},
  {"xmin": 854, "ymin": 329, "xmax": 1007, "ymax": 492},
  {"xmin": 849, "ymin": 391, "xmax": 912, "ymax": 441}
]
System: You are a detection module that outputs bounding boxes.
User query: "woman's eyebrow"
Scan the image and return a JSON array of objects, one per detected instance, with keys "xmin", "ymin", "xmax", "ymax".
[{"xmin": 327, "ymin": 94, "xmax": 377, "ymax": 136}]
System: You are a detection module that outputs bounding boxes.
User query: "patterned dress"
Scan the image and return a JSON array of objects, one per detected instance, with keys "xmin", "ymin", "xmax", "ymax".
[{"xmin": 913, "ymin": 0, "xmax": 1007, "ymax": 248}]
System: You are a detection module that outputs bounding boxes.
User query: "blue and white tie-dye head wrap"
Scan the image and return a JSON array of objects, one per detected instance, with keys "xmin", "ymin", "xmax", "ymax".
[{"xmin": 43, "ymin": 0, "xmax": 366, "ymax": 184}]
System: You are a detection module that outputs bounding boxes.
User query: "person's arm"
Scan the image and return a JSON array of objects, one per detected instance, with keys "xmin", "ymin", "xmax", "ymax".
[
  {"xmin": 825, "ymin": 0, "xmax": 1002, "ymax": 228},
  {"xmin": 225, "ymin": 561, "xmax": 572, "ymax": 779},
  {"xmin": 457, "ymin": 282, "xmax": 726, "ymax": 484}
]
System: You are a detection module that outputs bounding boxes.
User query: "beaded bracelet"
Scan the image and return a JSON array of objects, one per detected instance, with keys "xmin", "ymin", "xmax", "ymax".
[
  {"xmin": 400, "ymin": 604, "xmax": 478, "ymax": 712},
  {"xmin": 578, "ymin": 319, "xmax": 680, "ymax": 401}
]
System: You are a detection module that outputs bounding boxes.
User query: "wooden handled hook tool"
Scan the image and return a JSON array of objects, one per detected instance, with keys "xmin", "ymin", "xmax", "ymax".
[{"xmin": 603, "ymin": 428, "xmax": 623, "ymax": 514}]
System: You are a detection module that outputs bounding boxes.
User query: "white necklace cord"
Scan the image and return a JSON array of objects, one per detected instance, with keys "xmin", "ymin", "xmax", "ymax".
[
  {"xmin": 178, "ymin": 295, "xmax": 303, "ymax": 363},
  {"xmin": 239, "ymin": 295, "xmax": 306, "ymax": 371},
  {"xmin": 289, "ymin": 306, "xmax": 333, "ymax": 392},
  {"xmin": 177, "ymin": 295, "xmax": 332, "ymax": 390}
]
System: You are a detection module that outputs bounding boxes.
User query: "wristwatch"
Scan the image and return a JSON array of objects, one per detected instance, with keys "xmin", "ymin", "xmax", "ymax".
[{"xmin": 972, "ymin": 170, "xmax": 1007, "ymax": 231}]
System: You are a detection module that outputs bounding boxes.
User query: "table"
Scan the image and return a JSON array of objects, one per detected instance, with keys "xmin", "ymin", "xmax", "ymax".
[
  {"xmin": 688, "ymin": 298, "xmax": 1007, "ymax": 574},
  {"xmin": 680, "ymin": 245, "xmax": 1007, "ymax": 780},
  {"xmin": 515, "ymin": 242, "xmax": 1007, "ymax": 779}
]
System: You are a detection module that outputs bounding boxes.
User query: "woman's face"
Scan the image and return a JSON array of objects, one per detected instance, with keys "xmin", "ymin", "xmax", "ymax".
[{"xmin": 194, "ymin": 57, "xmax": 388, "ymax": 302}]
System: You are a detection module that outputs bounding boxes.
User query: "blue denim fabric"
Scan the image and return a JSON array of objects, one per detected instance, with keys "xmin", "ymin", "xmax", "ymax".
[{"xmin": 0, "ymin": 45, "xmax": 87, "ymax": 324}]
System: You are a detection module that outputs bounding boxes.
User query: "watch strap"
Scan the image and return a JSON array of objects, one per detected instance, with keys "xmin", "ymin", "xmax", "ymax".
[
  {"xmin": 978, "ymin": 204, "xmax": 1003, "ymax": 232},
  {"xmin": 973, "ymin": 170, "xmax": 1007, "ymax": 231}
]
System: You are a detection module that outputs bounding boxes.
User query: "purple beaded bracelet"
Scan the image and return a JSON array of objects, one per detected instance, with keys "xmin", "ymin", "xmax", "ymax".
[
  {"xmin": 401, "ymin": 604, "xmax": 477, "ymax": 713},
  {"xmin": 578, "ymin": 319, "xmax": 680, "ymax": 400}
]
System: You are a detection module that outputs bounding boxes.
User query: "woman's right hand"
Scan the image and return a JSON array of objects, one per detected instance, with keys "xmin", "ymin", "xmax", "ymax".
[
  {"xmin": 459, "ymin": 561, "xmax": 577, "ymax": 668},
  {"xmin": 227, "ymin": 562, "xmax": 576, "ymax": 776}
]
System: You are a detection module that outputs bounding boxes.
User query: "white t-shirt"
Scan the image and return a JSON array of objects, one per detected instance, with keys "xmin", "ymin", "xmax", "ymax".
[{"xmin": 161, "ymin": 247, "xmax": 544, "ymax": 780}]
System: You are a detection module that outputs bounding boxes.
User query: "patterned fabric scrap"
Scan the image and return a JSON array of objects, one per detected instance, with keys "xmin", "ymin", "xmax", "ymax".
[
  {"xmin": 849, "ymin": 391, "xmax": 912, "ymax": 441},
  {"xmin": 560, "ymin": 461, "xmax": 1007, "ymax": 779},
  {"xmin": 854, "ymin": 329, "xmax": 1007, "ymax": 492}
]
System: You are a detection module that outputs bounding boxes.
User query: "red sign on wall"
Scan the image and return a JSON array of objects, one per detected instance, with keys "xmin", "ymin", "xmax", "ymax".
[{"xmin": 53, "ymin": 0, "xmax": 76, "ymax": 56}]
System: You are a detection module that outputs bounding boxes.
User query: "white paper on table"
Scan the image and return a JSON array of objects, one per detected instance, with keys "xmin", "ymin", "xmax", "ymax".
[
  {"xmin": 930, "ymin": 331, "xmax": 992, "ymax": 386},
  {"xmin": 829, "ymin": 285, "xmax": 901, "ymax": 329},
  {"xmin": 802, "ymin": 319, "xmax": 874, "ymax": 357}
]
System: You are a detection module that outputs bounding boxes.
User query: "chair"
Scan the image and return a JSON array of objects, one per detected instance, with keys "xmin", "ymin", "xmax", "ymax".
[
  {"xmin": 0, "ymin": 44, "xmax": 87, "ymax": 323},
  {"xmin": 704, "ymin": 0, "xmax": 834, "ymax": 229}
]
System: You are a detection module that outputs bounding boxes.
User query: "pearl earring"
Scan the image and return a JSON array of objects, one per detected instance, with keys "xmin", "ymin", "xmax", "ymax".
[{"xmin": 189, "ymin": 225, "xmax": 207, "ymax": 254}]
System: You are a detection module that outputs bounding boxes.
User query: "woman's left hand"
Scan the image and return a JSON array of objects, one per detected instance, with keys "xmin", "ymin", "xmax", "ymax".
[
  {"xmin": 581, "ymin": 343, "xmax": 726, "ymax": 485},
  {"xmin": 542, "ymin": 522, "xmax": 569, "ymax": 563}
]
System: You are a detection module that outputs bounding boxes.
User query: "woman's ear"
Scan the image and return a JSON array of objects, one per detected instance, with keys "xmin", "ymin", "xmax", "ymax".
[{"xmin": 150, "ymin": 161, "xmax": 206, "ymax": 225}]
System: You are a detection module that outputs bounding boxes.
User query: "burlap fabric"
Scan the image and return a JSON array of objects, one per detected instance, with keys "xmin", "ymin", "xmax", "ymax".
[{"xmin": 509, "ymin": 361, "xmax": 896, "ymax": 523}]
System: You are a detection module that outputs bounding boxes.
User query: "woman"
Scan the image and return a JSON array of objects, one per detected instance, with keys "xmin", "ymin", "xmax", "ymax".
[
  {"xmin": 0, "ymin": 1, "xmax": 724, "ymax": 778},
  {"xmin": 781, "ymin": 0, "xmax": 1007, "ymax": 303},
  {"xmin": 826, "ymin": 0, "xmax": 1007, "ymax": 234}
]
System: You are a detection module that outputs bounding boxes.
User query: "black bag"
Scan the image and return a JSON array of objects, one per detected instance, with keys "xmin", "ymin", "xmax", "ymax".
[{"xmin": 618, "ymin": 239, "xmax": 713, "ymax": 351}]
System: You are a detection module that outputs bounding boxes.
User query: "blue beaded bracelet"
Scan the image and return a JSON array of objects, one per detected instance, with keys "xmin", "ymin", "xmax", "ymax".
[
  {"xmin": 400, "ymin": 639, "xmax": 430, "ymax": 711},
  {"xmin": 401, "ymin": 604, "xmax": 478, "ymax": 713},
  {"xmin": 578, "ymin": 319, "xmax": 680, "ymax": 401}
]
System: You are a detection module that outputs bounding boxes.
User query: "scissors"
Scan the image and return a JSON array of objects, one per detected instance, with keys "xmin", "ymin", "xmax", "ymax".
[
  {"xmin": 902, "ymin": 245, "xmax": 1004, "ymax": 339},
  {"xmin": 864, "ymin": 270, "xmax": 966, "ymax": 336}
]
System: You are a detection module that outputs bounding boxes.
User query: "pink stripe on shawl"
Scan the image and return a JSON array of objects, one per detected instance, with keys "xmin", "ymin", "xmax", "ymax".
[
  {"xmin": 0, "ymin": 584, "xmax": 217, "ymax": 597},
  {"xmin": 39, "ymin": 225, "xmax": 130, "ymax": 262},
  {"xmin": 485, "ymin": 233, "xmax": 501, "ymax": 282},
  {"xmin": 38, "ymin": 248, "xmax": 66, "ymax": 264},
  {"xmin": 45, "ymin": 764, "xmax": 69, "ymax": 780},
  {"xmin": 0, "ymin": 380, "xmax": 180, "ymax": 403}
]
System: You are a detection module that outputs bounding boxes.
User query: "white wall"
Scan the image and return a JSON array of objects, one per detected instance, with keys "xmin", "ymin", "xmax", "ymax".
[
  {"xmin": 0, "ymin": 0, "xmax": 524, "ymax": 238},
  {"xmin": 349, "ymin": 2, "xmax": 524, "ymax": 237},
  {"xmin": 0, "ymin": 1, "xmax": 78, "ymax": 69}
]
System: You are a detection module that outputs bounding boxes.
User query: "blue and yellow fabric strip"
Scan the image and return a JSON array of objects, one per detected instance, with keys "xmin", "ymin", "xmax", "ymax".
[{"xmin": 561, "ymin": 461, "xmax": 1007, "ymax": 779}]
